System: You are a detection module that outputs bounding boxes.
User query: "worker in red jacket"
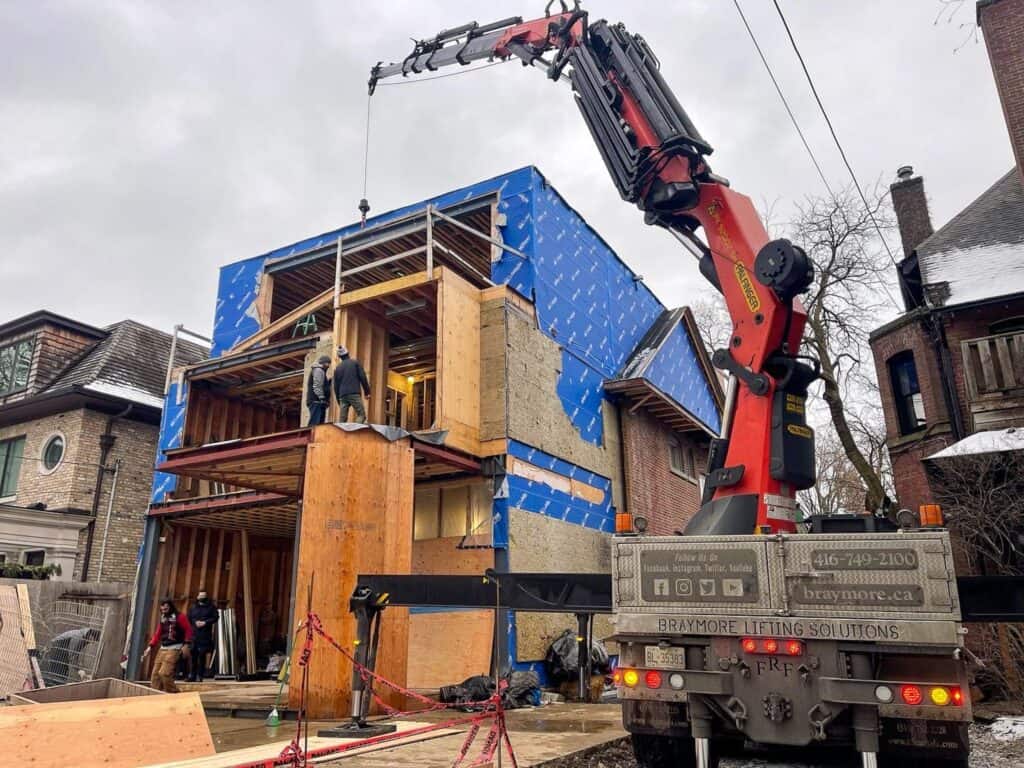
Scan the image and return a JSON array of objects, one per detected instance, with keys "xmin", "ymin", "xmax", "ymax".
[{"xmin": 142, "ymin": 598, "xmax": 193, "ymax": 692}]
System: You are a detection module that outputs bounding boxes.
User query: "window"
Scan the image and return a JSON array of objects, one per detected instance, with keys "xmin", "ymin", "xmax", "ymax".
[
  {"xmin": 40, "ymin": 433, "xmax": 65, "ymax": 474},
  {"xmin": 889, "ymin": 351, "xmax": 926, "ymax": 435},
  {"xmin": 0, "ymin": 338, "xmax": 34, "ymax": 396},
  {"xmin": 413, "ymin": 482, "xmax": 492, "ymax": 541},
  {"xmin": 669, "ymin": 436, "xmax": 696, "ymax": 481},
  {"xmin": 0, "ymin": 436, "xmax": 25, "ymax": 498},
  {"xmin": 23, "ymin": 550, "xmax": 45, "ymax": 567}
]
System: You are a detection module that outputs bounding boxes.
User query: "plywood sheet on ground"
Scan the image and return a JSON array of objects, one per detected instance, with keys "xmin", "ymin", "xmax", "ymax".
[
  {"xmin": 289, "ymin": 426, "xmax": 414, "ymax": 718},
  {"xmin": 149, "ymin": 721, "xmax": 458, "ymax": 768},
  {"xmin": 407, "ymin": 610, "xmax": 494, "ymax": 689},
  {"xmin": 0, "ymin": 691, "xmax": 213, "ymax": 768}
]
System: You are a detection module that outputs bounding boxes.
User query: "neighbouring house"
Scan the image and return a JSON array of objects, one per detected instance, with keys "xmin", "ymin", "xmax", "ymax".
[
  {"xmin": 0, "ymin": 311, "xmax": 206, "ymax": 581},
  {"xmin": 869, "ymin": 0, "xmax": 1024, "ymax": 524},
  {"xmin": 127, "ymin": 166, "xmax": 723, "ymax": 716}
]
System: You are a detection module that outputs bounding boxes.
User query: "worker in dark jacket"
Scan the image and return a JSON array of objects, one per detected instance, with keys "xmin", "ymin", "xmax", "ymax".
[
  {"xmin": 306, "ymin": 355, "xmax": 332, "ymax": 426},
  {"xmin": 187, "ymin": 590, "xmax": 219, "ymax": 682},
  {"xmin": 142, "ymin": 598, "xmax": 193, "ymax": 693},
  {"xmin": 333, "ymin": 345, "xmax": 370, "ymax": 423}
]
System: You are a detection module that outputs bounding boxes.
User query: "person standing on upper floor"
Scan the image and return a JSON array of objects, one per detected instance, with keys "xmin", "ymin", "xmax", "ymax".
[
  {"xmin": 186, "ymin": 589, "xmax": 219, "ymax": 682},
  {"xmin": 305, "ymin": 355, "xmax": 332, "ymax": 427},
  {"xmin": 333, "ymin": 345, "xmax": 371, "ymax": 424}
]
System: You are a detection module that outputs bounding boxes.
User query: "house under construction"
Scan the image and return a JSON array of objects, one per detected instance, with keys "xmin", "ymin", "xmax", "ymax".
[{"xmin": 127, "ymin": 167, "xmax": 722, "ymax": 717}]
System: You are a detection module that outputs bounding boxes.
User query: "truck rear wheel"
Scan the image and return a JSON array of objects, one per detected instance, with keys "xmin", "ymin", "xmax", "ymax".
[{"xmin": 631, "ymin": 734, "xmax": 720, "ymax": 768}]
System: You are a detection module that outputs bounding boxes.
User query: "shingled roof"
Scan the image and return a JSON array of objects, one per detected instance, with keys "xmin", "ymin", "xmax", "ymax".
[
  {"xmin": 46, "ymin": 320, "xmax": 207, "ymax": 409},
  {"xmin": 916, "ymin": 168, "xmax": 1024, "ymax": 308}
]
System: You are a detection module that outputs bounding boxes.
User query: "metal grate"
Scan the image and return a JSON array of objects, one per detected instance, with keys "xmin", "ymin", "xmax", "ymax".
[{"xmin": 35, "ymin": 600, "xmax": 111, "ymax": 687}]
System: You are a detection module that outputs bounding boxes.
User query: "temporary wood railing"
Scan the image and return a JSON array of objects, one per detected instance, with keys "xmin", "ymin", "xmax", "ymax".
[{"xmin": 961, "ymin": 329, "xmax": 1024, "ymax": 430}]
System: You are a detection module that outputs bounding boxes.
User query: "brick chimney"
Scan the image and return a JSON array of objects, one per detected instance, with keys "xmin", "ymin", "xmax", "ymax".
[
  {"xmin": 978, "ymin": 0, "xmax": 1024, "ymax": 180},
  {"xmin": 890, "ymin": 165, "xmax": 934, "ymax": 257}
]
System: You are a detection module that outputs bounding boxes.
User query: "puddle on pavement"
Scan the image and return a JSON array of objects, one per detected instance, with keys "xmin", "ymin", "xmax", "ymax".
[{"xmin": 509, "ymin": 719, "xmax": 615, "ymax": 734}]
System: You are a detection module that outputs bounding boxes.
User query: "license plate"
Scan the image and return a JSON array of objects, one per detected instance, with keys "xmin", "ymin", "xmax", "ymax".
[{"xmin": 644, "ymin": 645, "xmax": 686, "ymax": 669}]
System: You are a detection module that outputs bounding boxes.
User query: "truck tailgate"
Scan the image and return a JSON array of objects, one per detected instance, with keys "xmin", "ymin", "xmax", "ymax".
[{"xmin": 612, "ymin": 532, "xmax": 962, "ymax": 646}]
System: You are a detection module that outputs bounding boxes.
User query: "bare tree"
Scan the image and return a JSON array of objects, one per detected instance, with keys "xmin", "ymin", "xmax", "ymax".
[
  {"xmin": 789, "ymin": 184, "xmax": 895, "ymax": 513},
  {"xmin": 690, "ymin": 297, "xmax": 732, "ymax": 353},
  {"xmin": 931, "ymin": 451, "xmax": 1024, "ymax": 698}
]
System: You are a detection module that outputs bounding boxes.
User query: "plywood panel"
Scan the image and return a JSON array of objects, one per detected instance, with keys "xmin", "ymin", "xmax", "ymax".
[
  {"xmin": 288, "ymin": 427, "xmax": 414, "ymax": 718},
  {"xmin": 412, "ymin": 537, "xmax": 493, "ymax": 575},
  {"xmin": 334, "ymin": 310, "xmax": 389, "ymax": 424},
  {"xmin": 0, "ymin": 692, "xmax": 214, "ymax": 768},
  {"xmin": 436, "ymin": 269, "xmax": 481, "ymax": 454},
  {"xmin": 406, "ymin": 611, "xmax": 494, "ymax": 689}
]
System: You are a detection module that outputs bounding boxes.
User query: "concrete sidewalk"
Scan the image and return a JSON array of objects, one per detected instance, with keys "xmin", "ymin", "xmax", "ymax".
[{"xmin": 202, "ymin": 701, "xmax": 626, "ymax": 766}]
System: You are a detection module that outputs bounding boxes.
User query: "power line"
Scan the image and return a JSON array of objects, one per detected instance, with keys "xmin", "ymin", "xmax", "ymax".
[
  {"xmin": 731, "ymin": 0, "xmax": 834, "ymax": 197},
  {"xmin": 770, "ymin": 0, "xmax": 899, "ymax": 270}
]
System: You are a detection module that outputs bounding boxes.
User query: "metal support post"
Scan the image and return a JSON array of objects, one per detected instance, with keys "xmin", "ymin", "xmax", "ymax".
[
  {"xmin": 850, "ymin": 652, "xmax": 880, "ymax": 763},
  {"xmin": 125, "ymin": 516, "xmax": 161, "ymax": 680},
  {"xmin": 425, "ymin": 205, "xmax": 434, "ymax": 274},
  {"xmin": 576, "ymin": 613, "xmax": 593, "ymax": 702}
]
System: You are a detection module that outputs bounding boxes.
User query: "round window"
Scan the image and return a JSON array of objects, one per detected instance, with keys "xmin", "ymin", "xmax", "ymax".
[{"xmin": 42, "ymin": 435, "xmax": 65, "ymax": 472}]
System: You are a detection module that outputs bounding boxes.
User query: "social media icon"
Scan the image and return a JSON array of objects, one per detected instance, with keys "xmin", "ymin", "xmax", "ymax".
[
  {"xmin": 722, "ymin": 578, "xmax": 744, "ymax": 597},
  {"xmin": 653, "ymin": 578, "xmax": 670, "ymax": 596},
  {"xmin": 675, "ymin": 579, "xmax": 693, "ymax": 597},
  {"xmin": 699, "ymin": 579, "xmax": 717, "ymax": 597}
]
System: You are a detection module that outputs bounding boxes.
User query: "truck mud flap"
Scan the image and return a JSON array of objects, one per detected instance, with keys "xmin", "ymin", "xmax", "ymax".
[
  {"xmin": 622, "ymin": 699, "xmax": 692, "ymax": 739},
  {"xmin": 880, "ymin": 718, "xmax": 969, "ymax": 761}
]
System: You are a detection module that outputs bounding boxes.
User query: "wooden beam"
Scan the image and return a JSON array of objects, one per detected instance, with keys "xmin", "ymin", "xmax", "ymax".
[
  {"xmin": 240, "ymin": 529, "xmax": 256, "ymax": 675},
  {"xmin": 16, "ymin": 584, "xmax": 35, "ymax": 651},
  {"xmin": 182, "ymin": 527, "xmax": 198, "ymax": 601},
  {"xmin": 231, "ymin": 286, "xmax": 335, "ymax": 354},
  {"xmin": 211, "ymin": 529, "xmax": 226, "ymax": 602},
  {"xmin": 198, "ymin": 528, "xmax": 211, "ymax": 593},
  {"xmin": 336, "ymin": 268, "xmax": 441, "ymax": 310}
]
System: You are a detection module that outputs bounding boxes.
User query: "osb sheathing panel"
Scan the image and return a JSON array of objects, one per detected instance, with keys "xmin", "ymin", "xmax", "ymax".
[
  {"xmin": 289, "ymin": 427, "xmax": 414, "ymax": 718},
  {"xmin": 505, "ymin": 308, "xmax": 624, "ymax": 508},
  {"xmin": 479, "ymin": 297, "xmax": 508, "ymax": 442},
  {"xmin": 407, "ymin": 610, "xmax": 494, "ymax": 689},
  {"xmin": 436, "ymin": 270, "xmax": 480, "ymax": 454},
  {"xmin": 507, "ymin": 507, "xmax": 616, "ymax": 661}
]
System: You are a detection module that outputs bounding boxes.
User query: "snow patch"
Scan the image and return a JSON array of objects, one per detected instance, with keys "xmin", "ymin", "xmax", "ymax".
[
  {"xmin": 84, "ymin": 381, "xmax": 165, "ymax": 409},
  {"xmin": 926, "ymin": 428, "xmax": 1024, "ymax": 460},
  {"xmin": 921, "ymin": 242, "xmax": 1024, "ymax": 308},
  {"xmin": 991, "ymin": 716, "xmax": 1024, "ymax": 742}
]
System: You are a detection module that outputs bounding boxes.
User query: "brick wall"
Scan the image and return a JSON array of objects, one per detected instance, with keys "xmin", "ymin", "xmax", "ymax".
[
  {"xmin": 980, "ymin": 0, "xmax": 1024, "ymax": 179},
  {"xmin": 621, "ymin": 406, "xmax": 708, "ymax": 535},
  {"xmin": 0, "ymin": 407, "xmax": 158, "ymax": 582},
  {"xmin": 890, "ymin": 175, "xmax": 934, "ymax": 257},
  {"xmin": 870, "ymin": 313, "xmax": 950, "ymax": 444},
  {"xmin": 75, "ymin": 411, "xmax": 159, "ymax": 582}
]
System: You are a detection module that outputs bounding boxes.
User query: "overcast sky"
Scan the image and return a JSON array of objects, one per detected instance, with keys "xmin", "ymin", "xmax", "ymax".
[{"xmin": 0, "ymin": 1, "xmax": 1013, "ymax": 338}]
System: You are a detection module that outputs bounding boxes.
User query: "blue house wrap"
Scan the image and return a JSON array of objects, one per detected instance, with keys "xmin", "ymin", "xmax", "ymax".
[{"xmin": 150, "ymin": 168, "xmax": 721, "ymax": 670}]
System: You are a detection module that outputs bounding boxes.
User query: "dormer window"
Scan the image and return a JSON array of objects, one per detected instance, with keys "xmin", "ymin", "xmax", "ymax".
[{"xmin": 0, "ymin": 338, "xmax": 34, "ymax": 396}]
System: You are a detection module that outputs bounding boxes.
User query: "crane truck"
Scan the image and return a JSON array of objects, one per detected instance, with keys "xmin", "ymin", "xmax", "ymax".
[{"xmin": 366, "ymin": 4, "xmax": 975, "ymax": 766}]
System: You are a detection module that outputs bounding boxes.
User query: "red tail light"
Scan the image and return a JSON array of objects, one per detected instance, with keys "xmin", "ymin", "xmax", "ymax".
[
  {"xmin": 951, "ymin": 687, "xmax": 964, "ymax": 706},
  {"xmin": 741, "ymin": 638, "xmax": 757, "ymax": 653},
  {"xmin": 901, "ymin": 685, "xmax": 923, "ymax": 705},
  {"xmin": 644, "ymin": 670, "xmax": 662, "ymax": 689},
  {"xmin": 785, "ymin": 640, "xmax": 803, "ymax": 656},
  {"xmin": 764, "ymin": 638, "xmax": 779, "ymax": 654},
  {"xmin": 612, "ymin": 669, "xmax": 622, "ymax": 686}
]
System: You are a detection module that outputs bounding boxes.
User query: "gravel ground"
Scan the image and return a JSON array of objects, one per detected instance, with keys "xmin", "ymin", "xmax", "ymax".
[{"xmin": 548, "ymin": 721, "xmax": 1024, "ymax": 767}]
